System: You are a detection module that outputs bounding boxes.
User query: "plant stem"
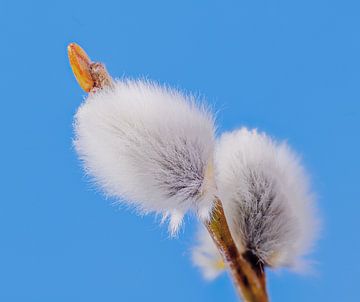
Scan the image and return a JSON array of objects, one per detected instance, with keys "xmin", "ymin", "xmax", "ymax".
[
  {"xmin": 68, "ymin": 42, "xmax": 269, "ymax": 302},
  {"xmin": 205, "ymin": 198, "xmax": 269, "ymax": 302}
]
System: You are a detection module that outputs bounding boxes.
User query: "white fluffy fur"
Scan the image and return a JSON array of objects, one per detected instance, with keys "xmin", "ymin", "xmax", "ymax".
[
  {"xmin": 74, "ymin": 80, "xmax": 216, "ymax": 234},
  {"xmin": 216, "ymin": 128, "xmax": 318, "ymax": 269},
  {"xmin": 192, "ymin": 225, "xmax": 224, "ymax": 280}
]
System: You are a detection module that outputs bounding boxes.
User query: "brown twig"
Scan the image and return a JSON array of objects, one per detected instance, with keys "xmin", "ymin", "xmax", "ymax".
[
  {"xmin": 205, "ymin": 198, "xmax": 269, "ymax": 302},
  {"xmin": 68, "ymin": 42, "xmax": 269, "ymax": 302}
]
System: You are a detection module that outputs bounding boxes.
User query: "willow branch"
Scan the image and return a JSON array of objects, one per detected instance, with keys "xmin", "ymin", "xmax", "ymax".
[
  {"xmin": 68, "ymin": 42, "xmax": 269, "ymax": 302},
  {"xmin": 205, "ymin": 198, "xmax": 268, "ymax": 302}
]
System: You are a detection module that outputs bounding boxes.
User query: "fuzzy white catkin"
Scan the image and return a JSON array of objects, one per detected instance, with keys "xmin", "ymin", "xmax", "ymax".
[
  {"xmin": 192, "ymin": 225, "xmax": 224, "ymax": 280},
  {"xmin": 215, "ymin": 128, "xmax": 318, "ymax": 270},
  {"xmin": 74, "ymin": 79, "xmax": 217, "ymax": 234}
]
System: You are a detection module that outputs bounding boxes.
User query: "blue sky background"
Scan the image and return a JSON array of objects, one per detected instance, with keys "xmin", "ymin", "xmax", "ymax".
[{"xmin": 1, "ymin": 0, "xmax": 359, "ymax": 301}]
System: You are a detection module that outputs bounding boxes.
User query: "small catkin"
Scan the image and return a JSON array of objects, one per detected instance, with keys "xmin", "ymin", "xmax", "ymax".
[
  {"xmin": 74, "ymin": 79, "xmax": 217, "ymax": 234},
  {"xmin": 215, "ymin": 128, "xmax": 318, "ymax": 270}
]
